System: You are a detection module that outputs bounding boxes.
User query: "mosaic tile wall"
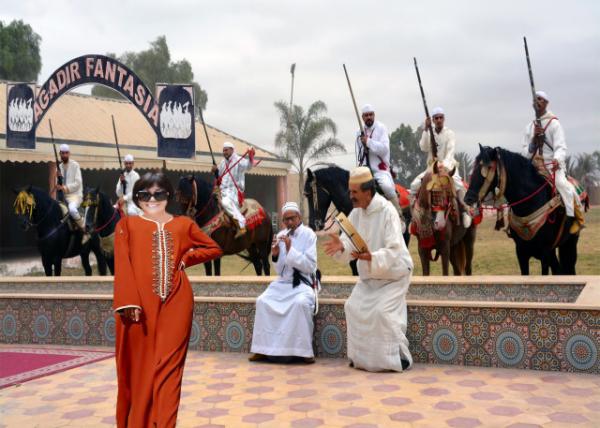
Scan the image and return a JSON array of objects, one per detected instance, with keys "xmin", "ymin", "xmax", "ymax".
[
  {"xmin": 1, "ymin": 297, "xmax": 598, "ymax": 373},
  {"xmin": 0, "ymin": 280, "xmax": 585, "ymax": 302}
]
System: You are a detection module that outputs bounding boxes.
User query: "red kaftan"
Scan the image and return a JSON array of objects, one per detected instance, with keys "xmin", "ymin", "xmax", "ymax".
[{"xmin": 113, "ymin": 215, "xmax": 222, "ymax": 428}]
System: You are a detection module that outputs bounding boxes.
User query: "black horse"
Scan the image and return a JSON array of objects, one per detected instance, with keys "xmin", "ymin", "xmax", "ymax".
[
  {"xmin": 176, "ymin": 175, "xmax": 272, "ymax": 276},
  {"xmin": 465, "ymin": 145, "xmax": 579, "ymax": 275},
  {"xmin": 304, "ymin": 166, "xmax": 412, "ymax": 275},
  {"xmin": 83, "ymin": 187, "xmax": 119, "ymax": 275},
  {"xmin": 13, "ymin": 186, "xmax": 108, "ymax": 276}
]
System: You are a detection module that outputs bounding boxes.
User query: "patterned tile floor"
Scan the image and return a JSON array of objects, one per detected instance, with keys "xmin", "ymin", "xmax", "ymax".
[{"xmin": 1, "ymin": 350, "xmax": 599, "ymax": 427}]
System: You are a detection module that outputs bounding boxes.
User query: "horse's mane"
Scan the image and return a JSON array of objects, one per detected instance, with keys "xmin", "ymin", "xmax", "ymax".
[{"xmin": 313, "ymin": 165, "xmax": 349, "ymax": 186}]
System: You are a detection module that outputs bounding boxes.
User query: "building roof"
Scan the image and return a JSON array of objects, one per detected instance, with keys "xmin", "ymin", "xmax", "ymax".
[{"xmin": 0, "ymin": 81, "xmax": 290, "ymax": 176}]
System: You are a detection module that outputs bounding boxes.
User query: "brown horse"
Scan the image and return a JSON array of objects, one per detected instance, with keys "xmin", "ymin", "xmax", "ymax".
[
  {"xmin": 176, "ymin": 175, "xmax": 272, "ymax": 275},
  {"xmin": 411, "ymin": 166, "xmax": 476, "ymax": 276}
]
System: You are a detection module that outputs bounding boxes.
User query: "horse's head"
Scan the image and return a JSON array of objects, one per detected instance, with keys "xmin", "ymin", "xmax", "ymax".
[
  {"xmin": 304, "ymin": 168, "xmax": 332, "ymax": 231},
  {"xmin": 176, "ymin": 175, "xmax": 195, "ymax": 216},
  {"xmin": 465, "ymin": 144, "xmax": 499, "ymax": 206},
  {"xmin": 82, "ymin": 187, "xmax": 101, "ymax": 233},
  {"xmin": 13, "ymin": 185, "xmax": 36, "ymax": 231},
  {"xmin": 419, "ymin": 168, "xmax": 456, "ymax": 231}
]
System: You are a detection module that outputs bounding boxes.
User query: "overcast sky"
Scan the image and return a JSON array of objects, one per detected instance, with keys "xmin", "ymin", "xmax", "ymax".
[{"xmin": 3, "ymin": 1, "xmax": 599, "ymax": 169}]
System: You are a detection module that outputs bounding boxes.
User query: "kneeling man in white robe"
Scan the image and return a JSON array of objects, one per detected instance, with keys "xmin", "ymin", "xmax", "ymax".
[
  {"xmin": 249, "ymin": 202, "xmax": 318, "ymax": 363},
  {"xmin": 324, "ymin": 167, "xmax": 413, "ymax": 372}
]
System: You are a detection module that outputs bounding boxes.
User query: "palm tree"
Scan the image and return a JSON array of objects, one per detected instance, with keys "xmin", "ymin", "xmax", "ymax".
[
  {"xmin": 455, "ymin": 151, "xmax": 474, "ymax": 179},
  {"xmin": 573, "ymin": 153, "xmax": 597, "ymax": 187},
  {"xmin": 274, "ymin": 100, "xmax": 346, "ymax": 216}
]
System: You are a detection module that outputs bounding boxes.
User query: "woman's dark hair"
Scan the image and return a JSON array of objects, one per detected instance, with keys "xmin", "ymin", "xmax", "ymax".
[{"xmin": 132, "ymin": 172, "xmax": 174, "ymax": 208}]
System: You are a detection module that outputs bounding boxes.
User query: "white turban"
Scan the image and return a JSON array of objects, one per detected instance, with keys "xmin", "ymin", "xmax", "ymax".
[
  {"xmin": 535, "ymin": 90, "xmax": 549, "ymax": 102},
  {"xmin": 431, "ymin": 106, "xmax": 444, "ymax": 117},
  {"xmin": 124, "ymin": 154, "xmax": 134, "ymax": 162},
  {"xmin": 281, "ymin": 201, "xmax": 300, "ymax": 215},
  {"xmin": 361, "ymin": 104, "xmax": 374, "ymax": 114},
  {"xmin": 59, "ymin": 144, "xmax": 70, "ymax": 152},
  {"xmin": 223, "ymin": 141, "xmax": 235, "ymax": 150}
]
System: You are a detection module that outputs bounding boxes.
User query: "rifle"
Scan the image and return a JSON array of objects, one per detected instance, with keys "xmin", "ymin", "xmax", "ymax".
[
  {"xmin": 198, "ymin": 108, "xmax": 218, "ymax": 178},
  {"xmin": 343, "ymin": 64, "xmax": 366, "ymax": 165},
  {"xmin": 523, "ymin": 37, "xmax": 549, "ymax": 156},
  {"xmin": 49, "ymin": 119, "xmax": 64, "ymax": 202},
  {"xmin": 413, "ymin": 57, "xmax": 438, "ymax": 161},
  {"xmin": 111, "ymin": 115, "xmax": 126, "ymax": 195}
]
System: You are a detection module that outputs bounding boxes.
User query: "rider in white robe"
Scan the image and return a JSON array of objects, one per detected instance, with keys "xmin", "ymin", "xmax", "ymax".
[
  {"xmin": 115, "ymin": 154, "xmax": 142, "ymax": 216},
  {"xmin": 325, "ymin": 167, "xmax": 413, "ymax": 372},
  {"xmin": 250, "ymin": 202, "xmax": 318, "ymax": 362}
]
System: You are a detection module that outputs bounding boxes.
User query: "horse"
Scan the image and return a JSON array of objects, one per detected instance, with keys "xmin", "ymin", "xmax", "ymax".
[
  {"xmin": 176, "ymin": 175, "xmax": 272, "ymax": 276},
  {"xmin": 304, "ymin": 166, "xmax": 412, "ymax": 276},
  {"xmin": 465, "ymin": 145, "xmax": 580, "ymax": 275},
  {"xmin": 82, "ymin": 187, "xmax": 120, "ymax": 275},
  {"xmin": 411, "ymin": 164, "xmax": 477, "ymax": 276},
  {"xmin": 13, "ymin": 186, "xmax": 108, "ymax": 276}
]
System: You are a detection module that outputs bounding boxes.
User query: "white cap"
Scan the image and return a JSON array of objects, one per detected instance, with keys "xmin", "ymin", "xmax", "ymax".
[
  {"xmin": 348, "ymin": 166, "xmax": 373, "ymax": 185},
  {"xmin": 223, "ymin": 141, "xmax": 235, "ymax": 150},
  {"xmin": 431, "ymin": 106, "xmax": 444, "ymax": 117},
  {"xmin": 281, "ymin": 201, "xmax": 300, "ymax": 215},
  {"xmin": 535, "ymin": 90, "xmax": 549, "ymax": 101},
  {"xmin": 124, "ymin": 154, "xmax": 134, "ymax": 162},
  {"xmin": 361, "ymin": 104, "xmax": 374, "ymax": 114},
  {"xmin": 59, "ymin": 144, "xmax": 70, "ymax": 152}
]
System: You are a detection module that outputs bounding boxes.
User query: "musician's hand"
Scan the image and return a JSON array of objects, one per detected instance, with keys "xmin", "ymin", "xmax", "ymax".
[
  {"xmin": 281, "ymin": 235, "xmax": 291, "ymax": 252},
  {"xmin": 425, "ymin": 117, "xmax": 432, "ymax": 130},
  {"xmin": 351, "ymin": 251, "xmax": 372, "ymax": 261},
  {"xmin": 360, "ymin": 134, "xmax": 368, "ymax": 146},
  {"xmin": 211, "ymin": 165, "xmax": 218, "ymax": 173},
  {"xmin": 121, "ymin": 308, "xmax": 141, "ymax": 322},
  {"xmin": 271, "ymin": 238, "xmax": 280, "ymax": 257},
  {"xmin": 534, "ymin": 124, "xmax": 544, "ymax": 136},
  {"xmin": 119, "ymin": 174, "xmax": 125, "ymax": 183},
  {"xmin": 324, "ymin": 232, "xmax": 344, "ymax": 256}
]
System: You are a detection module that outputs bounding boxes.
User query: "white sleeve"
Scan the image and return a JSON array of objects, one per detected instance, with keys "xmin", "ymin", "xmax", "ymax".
[
  {"xmin": 549, "ymin": 121, "xmax": 567, "ymax": 164},
  {"xmin": 285, "ymin": 230, "xmax": 317, "ymax": 274},
  {"xmin": 367, "ymin": 207, "xmax": 413, "ymax": 279},
  {"xmin": 116, "ymin": 178, "xmax": 123, "ymax": 198},
  {"xmin": 366, "ymin": 125, "xmax": 390, "ymax": 158},
  {"xmin": 69, "ymin": 163, "xmax": 82, "ymax": 193},
  {"xmin": 442, "ymin": 130, "xmax": 456, "ymax": 170},
  {"xmin": 419, "ymin": 126, "xmax": 431, "ymax": 152},
  {"xmin": 522, "ymin": 123, "xmax": 533, "ymax": 156}
]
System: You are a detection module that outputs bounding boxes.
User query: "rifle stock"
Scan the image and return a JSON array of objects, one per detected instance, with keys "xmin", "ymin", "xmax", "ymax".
[
  {"xmin": 413, "ymin": 57, "xmax": 438, "ymax": 160},
  {"xmin": 49, "ymin": 119, "xmax": 64, "ymax": 202}
]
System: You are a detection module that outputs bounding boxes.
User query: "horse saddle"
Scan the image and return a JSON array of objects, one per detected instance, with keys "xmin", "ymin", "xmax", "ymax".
[{"xmin": 204, "ymin": 198, "xmax": 267, "ymax": 236}]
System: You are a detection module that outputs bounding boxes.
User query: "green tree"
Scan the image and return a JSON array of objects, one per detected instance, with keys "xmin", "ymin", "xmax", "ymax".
[
  {"xmin": 274, "ymin": 100, "xmax": 346, "ymax": 215},
  {"xmin": 573, "ymin": 152, "xmax": 597, "ymax": 185},
  {"xmin": 455, "ymin": 151, "xmax": 474, "ymax": 179},
  {"xmin": 0, "ymin": 20, "xmax": 42, "ymax": 82},
  {"xmin": 91, "ymin": 36, "xmax": 207, "ymax": 111},
  {"xmin": 389, "ymin": 124, "xmax": 427, "ymax": 187}
]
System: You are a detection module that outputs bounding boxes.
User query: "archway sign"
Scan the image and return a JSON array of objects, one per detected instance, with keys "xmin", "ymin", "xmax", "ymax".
[{"xmin": 6, "ymin": 54, "xmax": 196, "ymax": 158}]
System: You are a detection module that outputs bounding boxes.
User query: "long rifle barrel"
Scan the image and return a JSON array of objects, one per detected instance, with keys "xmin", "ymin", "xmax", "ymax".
[
  {"xmin": 523, "ymin": 36, "xmax": 546, "ymax": 155},
  {"xmin": 413, "ymin": 57, "xmax": 437, "ymax": 159},
  {"xmin": 343, "ymin": 64, "xmax": 364, "ymax": 135},
  {"xmin": 111, "ymin": 115, "xmax": 126, "ymax": 194},
  {"xmin": 49, "ymin": 119, "xmax": 64, "ymax": 201},
  {"xmin": 523, "ymin": 37, "xmax": 537, "ymax": 105},
  {"xmin": 198, "ymin": 108, "xmax": 218, "ymax": 177}
]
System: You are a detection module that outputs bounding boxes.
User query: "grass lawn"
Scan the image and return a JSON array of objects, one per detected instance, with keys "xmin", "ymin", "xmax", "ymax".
[{"xmin": 40, "ymin": 206, "xmax": 600, "ymax": 277}]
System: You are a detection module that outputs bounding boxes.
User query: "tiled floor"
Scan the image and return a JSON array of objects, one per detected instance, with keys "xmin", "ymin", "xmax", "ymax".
[{"xmin": 1, "ymin": 350, "xmax": 599, "ymax": 427}]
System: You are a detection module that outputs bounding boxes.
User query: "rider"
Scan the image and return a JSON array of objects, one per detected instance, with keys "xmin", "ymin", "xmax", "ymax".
[
  {"xmin": 115, "ymin": 154, "xmax": 142, "ymax": 216},
  {"xmin": 410, "ymin": 107, "xmax": 472, "ymax": 228},
  {"xmin": 211, "ymin": 141, "xmax": 255, "ymax": 238},
  {"xmin": 355, "ymin": 104, "xmax": 404, "ymax": 223},
  {"xmin": 56, "ymin": 144, "xmax": 90, "ymax": 243},
  {"xmin": 522, "ymin": 90, "xmax": 584, "ymax": 234}
]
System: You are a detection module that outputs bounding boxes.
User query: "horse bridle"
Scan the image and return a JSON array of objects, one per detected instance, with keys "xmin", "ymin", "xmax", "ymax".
[
  {"xmin": 304, "ymin": 178, "xmax": 337, "ymax": 231},
  {"xmin": 14, "ymin": 192, "xmax": 53, "ymax": 231},
  {"xmin": 476, "ymin": 154, "xmax": 507, "ymax": 204}
]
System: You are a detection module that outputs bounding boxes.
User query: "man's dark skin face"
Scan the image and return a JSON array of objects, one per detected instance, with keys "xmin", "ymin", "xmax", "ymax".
[
  {"xmin": 349, "ymin": 182, "xmax": 373, "ymax": 209},
  {"xmin": 362, "ymin": 112, "xmax": 375, "ymax": 128},
  {"xmin": 59, "ymin": 151, "xmax": 69, "ymax": 163},
  {"xmin": 534, "ymin": 96, "xmax": 548, "ymax": 116}
]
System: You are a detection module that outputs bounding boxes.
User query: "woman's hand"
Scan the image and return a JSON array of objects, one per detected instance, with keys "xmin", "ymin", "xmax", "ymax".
[{"xmin": 122, "ymin": 308, "xmax": 141, "ymax": 322}]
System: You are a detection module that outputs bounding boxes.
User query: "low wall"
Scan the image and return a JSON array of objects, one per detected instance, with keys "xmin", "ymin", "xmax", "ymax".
[{"xmin": 1, "ymin": 276, "xmax": 598, "ymax": 373}]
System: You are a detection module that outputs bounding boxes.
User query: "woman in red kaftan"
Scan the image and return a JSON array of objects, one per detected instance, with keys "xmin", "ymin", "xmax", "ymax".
[{"xmin": 113, "ymin": 172, "xmax": 222, "ymax": 427}]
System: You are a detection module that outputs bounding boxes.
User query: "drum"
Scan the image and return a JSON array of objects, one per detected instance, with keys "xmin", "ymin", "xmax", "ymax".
[{"xmin": 335, "ymin": 212, "xmax": 368, "ymax": 253}]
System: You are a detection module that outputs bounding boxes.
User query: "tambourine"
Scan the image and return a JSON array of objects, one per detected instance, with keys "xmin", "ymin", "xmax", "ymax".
[{"xmin": 335, "ymin": 212, "xmax": 369, "ymax": 253}]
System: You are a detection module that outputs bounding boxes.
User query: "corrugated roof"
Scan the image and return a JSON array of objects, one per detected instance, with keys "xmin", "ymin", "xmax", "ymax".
[{"xmin": 0, "ymin": 81, "xmax": 290, "ymax": 176}]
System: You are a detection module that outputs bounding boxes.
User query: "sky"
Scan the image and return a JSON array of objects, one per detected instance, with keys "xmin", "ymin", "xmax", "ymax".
[{"xmin": 3, "ymin": 1, "xmax": 599, "ymax": 169}]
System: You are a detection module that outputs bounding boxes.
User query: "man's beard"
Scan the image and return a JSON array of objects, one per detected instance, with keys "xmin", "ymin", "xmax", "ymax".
[{"xmin": 364, "ymin": 119, "xmax": 374, "ymax": 127}]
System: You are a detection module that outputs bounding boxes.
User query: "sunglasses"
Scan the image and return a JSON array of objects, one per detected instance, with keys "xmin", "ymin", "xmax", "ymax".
[{"xmin": 137, "ymin": 190, "xmax": 169, "ymax": 202}]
